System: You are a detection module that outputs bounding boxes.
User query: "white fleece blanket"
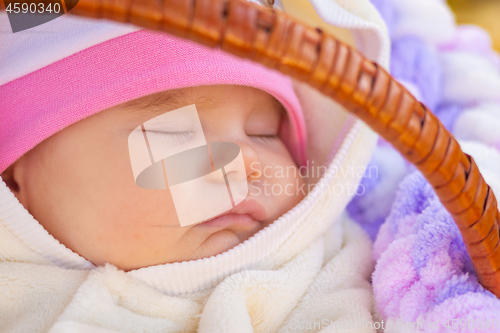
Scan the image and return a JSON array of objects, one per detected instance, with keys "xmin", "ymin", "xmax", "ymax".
[{"xmin": 0, "ymin": 213, "xmax": 375, "ymax": 333}]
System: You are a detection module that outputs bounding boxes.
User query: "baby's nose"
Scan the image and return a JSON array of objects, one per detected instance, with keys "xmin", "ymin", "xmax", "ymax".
[
  {"xmin": 211, "ymin": 142, "xmax": 260, "ymax": 179},
  {"xmin": 208, "ymin": 141, "xmax": 259, "ymax": 204},
  {"xmin": 240, "ymin": 142, "xmax": 261, "ymax": 181}
]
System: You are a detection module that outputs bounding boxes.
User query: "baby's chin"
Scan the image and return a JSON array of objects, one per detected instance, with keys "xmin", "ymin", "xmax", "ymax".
[
  {"xmin": 193, "ymin": 227, "xmax": 265, "ymax": 260},
  {"xmin": 100, "ymin": 218, "xmax": 266, "ymax": 271}
]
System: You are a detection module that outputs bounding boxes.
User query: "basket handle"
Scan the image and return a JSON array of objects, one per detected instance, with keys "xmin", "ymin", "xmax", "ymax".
[{"xmin": 5, "ymin": 0, "xmax": 500, "ymax": 297}]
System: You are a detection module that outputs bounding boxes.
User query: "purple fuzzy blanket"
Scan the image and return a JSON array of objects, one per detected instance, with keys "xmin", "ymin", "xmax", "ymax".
[{"xmin": 346, "ymin": 0, "xmax": 500, "ymax": 330}]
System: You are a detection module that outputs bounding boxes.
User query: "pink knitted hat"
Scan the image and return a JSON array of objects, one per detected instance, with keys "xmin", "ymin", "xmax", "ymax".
[{"xmin": 0, "ymin": 19, "xmax": 307, "ymax": 174}]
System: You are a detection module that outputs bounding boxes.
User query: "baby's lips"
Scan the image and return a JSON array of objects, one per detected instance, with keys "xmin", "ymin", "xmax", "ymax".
[{"xmin": 237, "ymin": 198, "xmax": 269, "ymax": 222}]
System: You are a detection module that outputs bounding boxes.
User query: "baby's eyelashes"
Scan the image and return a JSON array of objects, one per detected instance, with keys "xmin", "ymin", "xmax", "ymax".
[
  {"xmin": 248, "ymin": 134, "xmax": 279, "ymax": 144},
  {"xmin": 143, "ymin": 129, "xmax": 280, "ymax": 146},
  {"xmin": 146, "ymin": 131, "xmax": 195, "ymax": 144}
]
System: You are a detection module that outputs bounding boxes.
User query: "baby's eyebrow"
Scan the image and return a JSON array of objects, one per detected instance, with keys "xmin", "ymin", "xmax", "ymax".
[
  {"xmin": 123, "ymin": 89, "xmax": 218, "ymax": 117},
  {"xmin": 124, "ymin": 90, "xmax": 187, "ymax": 111}
]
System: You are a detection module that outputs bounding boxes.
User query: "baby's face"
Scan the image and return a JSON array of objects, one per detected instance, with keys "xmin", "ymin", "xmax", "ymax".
[{"xmin": 10, "ymin": 85, "xmax": 305, "ymax": 270}]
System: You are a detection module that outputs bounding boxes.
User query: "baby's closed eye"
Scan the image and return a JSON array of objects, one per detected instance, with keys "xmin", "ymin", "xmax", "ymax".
[
  {"xmin": 146, "ymin": 131, "xmax": 195, "ymax": 144},
  {"xmin": 248, "ymin": 134, "xmax": 280, "ymax": 144}
]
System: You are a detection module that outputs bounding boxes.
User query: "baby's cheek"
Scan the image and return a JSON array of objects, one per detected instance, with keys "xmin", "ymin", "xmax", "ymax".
[
  {"xmin": 275, "ymin": 164, "xmax": 306, "ymax": 201},
  {"xmin": 254, "ymin": 151, "xmax": 306, "ymax": 220}
]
